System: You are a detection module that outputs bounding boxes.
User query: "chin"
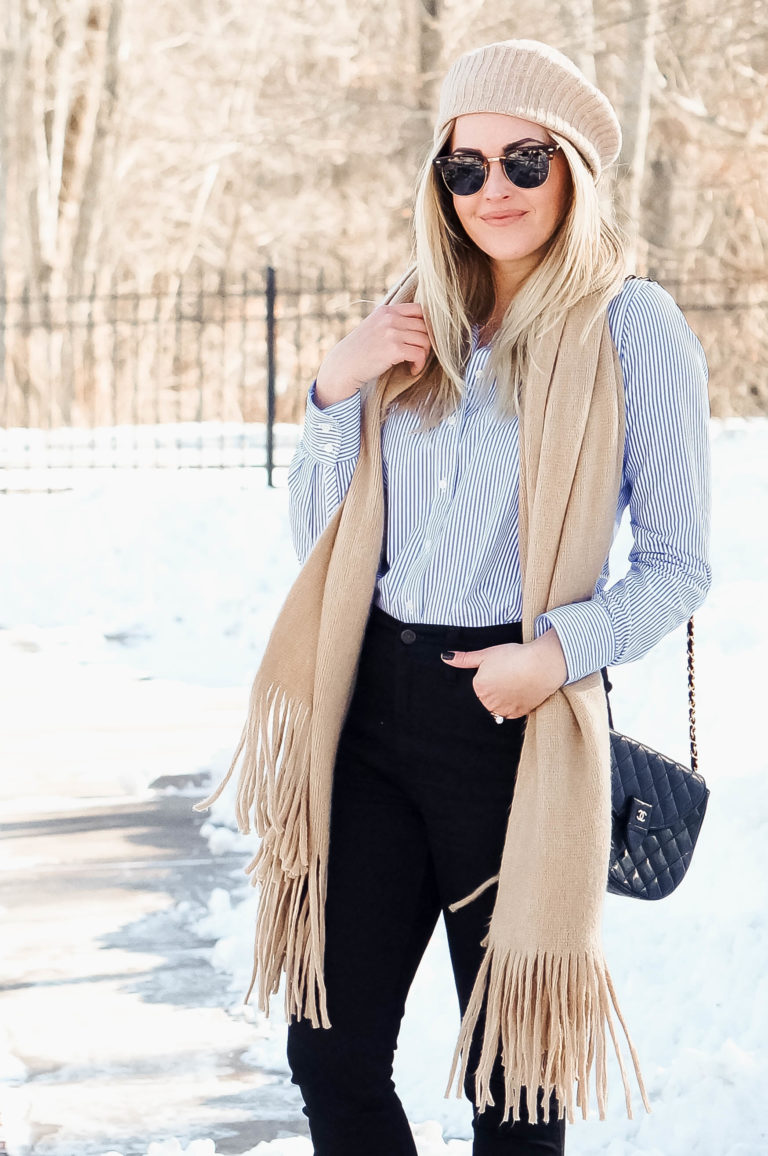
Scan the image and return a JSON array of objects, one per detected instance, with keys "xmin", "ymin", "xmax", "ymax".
[
  {"xmin": 474, "ymin": 231, "xmax": 553, "ymax": 269},
  {"xmin": 481, "ymin": 242, "xmax": 544, "ymax": 264}
]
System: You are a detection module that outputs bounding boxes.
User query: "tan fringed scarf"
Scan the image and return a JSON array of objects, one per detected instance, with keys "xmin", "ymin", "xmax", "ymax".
[{"xmin": 194, "ymin": 268, "xmax": 652, "ymax": 1125}]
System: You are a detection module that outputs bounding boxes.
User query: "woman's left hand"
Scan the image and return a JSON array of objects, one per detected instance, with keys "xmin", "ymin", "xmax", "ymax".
[{"xmin": 440, "ymin": 629, "xmax": 568, "ymax": 719}]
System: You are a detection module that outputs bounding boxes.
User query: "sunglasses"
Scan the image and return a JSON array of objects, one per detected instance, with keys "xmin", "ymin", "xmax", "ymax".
[{"xmin": 433, "ymin": 140, "xmax": 561, "ymax": 196}]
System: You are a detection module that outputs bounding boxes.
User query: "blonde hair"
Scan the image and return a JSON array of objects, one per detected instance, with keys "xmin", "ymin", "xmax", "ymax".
[{"xmin": 388, "ymin": 120, "xmax": 627, "ymax": 427}]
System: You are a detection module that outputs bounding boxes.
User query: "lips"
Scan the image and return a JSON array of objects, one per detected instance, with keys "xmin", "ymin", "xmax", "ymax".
[{"xmin": 480, "ymin": 211, "xmax": 527, "ymax": 224}]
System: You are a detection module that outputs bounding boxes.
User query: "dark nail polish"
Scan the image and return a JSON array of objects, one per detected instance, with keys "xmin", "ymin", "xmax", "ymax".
[{"xmin": 441, "ymin": 651, "xmax": 455, "ymax": 661}]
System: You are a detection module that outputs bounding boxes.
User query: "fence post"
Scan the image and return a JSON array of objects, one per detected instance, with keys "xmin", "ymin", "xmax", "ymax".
[{"xmin": 265, "ymin": 265, "xmax": 276, "ymax": 487}]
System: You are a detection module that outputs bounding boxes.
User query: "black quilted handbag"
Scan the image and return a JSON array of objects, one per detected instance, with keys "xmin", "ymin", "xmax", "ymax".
[{"xmin": 602, "ymin": 618, "xmax": 710, "ymax": 900}]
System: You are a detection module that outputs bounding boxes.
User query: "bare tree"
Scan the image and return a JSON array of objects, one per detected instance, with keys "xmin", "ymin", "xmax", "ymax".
[
  {"xmin": 614, "ymin": 0, "xmax": 658, "ymax": 267},
  {"xmin": 1, "ymin": 0, "xmax": 766, "ymax": 424}
]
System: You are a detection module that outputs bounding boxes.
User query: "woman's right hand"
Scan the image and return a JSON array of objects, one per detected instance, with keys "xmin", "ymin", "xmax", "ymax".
[{"xmin": 314, "ymin": 303, "xmax": 432, "ymax": 409}]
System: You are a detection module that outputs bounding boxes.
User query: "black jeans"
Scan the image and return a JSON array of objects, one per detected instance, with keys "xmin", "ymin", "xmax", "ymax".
[{"xmin": 286, "ymin": 605, "xmax": 566, "ymax": 1155}]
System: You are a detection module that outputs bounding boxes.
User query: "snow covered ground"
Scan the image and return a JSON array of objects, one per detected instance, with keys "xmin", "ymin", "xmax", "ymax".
[{"xmin": 1, "ymin": 416, "xmax": 766, "ymax": 1155}]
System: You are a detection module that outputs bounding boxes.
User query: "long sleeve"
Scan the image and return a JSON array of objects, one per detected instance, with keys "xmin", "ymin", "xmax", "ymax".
[
  {"xmin": 533, "ymin": 280, "xmax": 713, "ymax": 684},
  {"xmin": 287, "ymin": 381, "xmax": 362, "ymax": 564}
]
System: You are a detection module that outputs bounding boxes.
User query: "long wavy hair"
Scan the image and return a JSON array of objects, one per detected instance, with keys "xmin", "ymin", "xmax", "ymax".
[{"xmin": 384, "ymin": 119, "xmax": 627, "ymax": 428}]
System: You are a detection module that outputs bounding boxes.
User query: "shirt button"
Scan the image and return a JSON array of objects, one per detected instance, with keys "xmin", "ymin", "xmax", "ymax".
[
  {"xmin": 400, "ymin": 628, "xmax": 417, "ymax": 644},
  {"xmin": 438, "ymin": 478, "xmax": 447, "ymax": 491},
  {"xmin": 447, "ymin": 418, "xmax": 456, "ymax": 428},
  {"xmin": 424, "ymin": 539, "xmax": 432, "ymax": 550},
  {"xmin": 319, "ymin": 422, "xmax": 332, "ymax": 432},
  {"xmin": 322, "ymin": 442, "xmax": 335, "ymax": 454}
]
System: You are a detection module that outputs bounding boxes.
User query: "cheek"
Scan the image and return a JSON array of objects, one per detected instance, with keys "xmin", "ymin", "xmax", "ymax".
[
  {"xmin": 549, "ymin": 165, "xmax": 573, "ymax": 225},
  {"xmin": 531, "ymin": 177, "xmax": 571, "ymax": 247},
  {"xmin": 452, "ymin": 196, "xmax": 470, "ymax": 231},
  {"xmin": 452, "ymin": 195, "xmax": 483, "ymax": 240}
]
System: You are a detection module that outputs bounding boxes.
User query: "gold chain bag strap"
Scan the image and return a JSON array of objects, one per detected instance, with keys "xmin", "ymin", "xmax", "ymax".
[{"xmin": 602, "ymin": 618, "xmax": 710, "ymax": 899}]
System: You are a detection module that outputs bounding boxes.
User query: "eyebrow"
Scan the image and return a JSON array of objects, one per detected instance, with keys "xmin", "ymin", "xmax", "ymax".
[{"xmin": 452, "ymin": 138, "xmax": 549, "ymax": 153}]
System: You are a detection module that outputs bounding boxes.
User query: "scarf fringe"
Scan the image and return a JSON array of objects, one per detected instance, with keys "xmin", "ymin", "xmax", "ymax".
[
  {"xmin": 445, "ymin": 945, "xmax": 651, "ymax": 1124},
  {"xmin": 244, "ymin": 837, "xmax": 330, "ymax": 1027},
  {"xmin": 448, "ymin": 873, "xmax": 499, "ymax": 912},
  {"xmin": 193, "ymin": 679, "xmax": 329, "ymax": 1027}
]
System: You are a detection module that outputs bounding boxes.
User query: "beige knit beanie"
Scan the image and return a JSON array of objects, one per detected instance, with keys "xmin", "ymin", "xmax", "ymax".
[{"xmin": 434, "ymin": 40, "xmax": 621, "ymax": 180}]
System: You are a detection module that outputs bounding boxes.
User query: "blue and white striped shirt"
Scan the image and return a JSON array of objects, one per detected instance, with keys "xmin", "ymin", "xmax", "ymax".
[{"xmin": 287, "ymin": 277, "xmax": 712, "ymax": 685}]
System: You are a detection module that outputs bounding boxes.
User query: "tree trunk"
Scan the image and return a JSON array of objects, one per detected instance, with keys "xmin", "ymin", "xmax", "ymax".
[
  {"xmin": 417, "ymin": 0, "xmax": 442, "ymax": 122},
  {"xmin": 616, "ymin": 0, "xmax": 658, "ymax": 268},
  {"xmin": 70, "ymin": 0, "xmax": 123, "ymax": 296},
  {"xmin": 559, "ymin": 0, "xmax": 596, "ymax": 81},
  {"xmin": 0, "ymin": 6, "xmax": 10, "ymax": 425}
]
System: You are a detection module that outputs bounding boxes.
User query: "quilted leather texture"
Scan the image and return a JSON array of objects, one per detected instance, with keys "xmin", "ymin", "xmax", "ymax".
[{"xmin": 607, "ymin": 729, "xmax": 710, "ymax": 901}]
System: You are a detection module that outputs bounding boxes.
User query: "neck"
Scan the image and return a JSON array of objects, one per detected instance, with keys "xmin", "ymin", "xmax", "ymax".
[{"xmin": 490, "ymin": 250, "xmax": 543, "ymax": 315}]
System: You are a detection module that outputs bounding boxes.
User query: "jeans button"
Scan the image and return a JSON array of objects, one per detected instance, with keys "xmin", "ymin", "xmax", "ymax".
[{"xmin": 400, "ymin": 628, "xmax": 417, "ymax": 644}]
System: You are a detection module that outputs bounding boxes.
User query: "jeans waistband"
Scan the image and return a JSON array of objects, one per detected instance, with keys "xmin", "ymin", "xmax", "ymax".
[{"xmin": 367, "ymin": 603, "xmax": 523, "ymax": 650}]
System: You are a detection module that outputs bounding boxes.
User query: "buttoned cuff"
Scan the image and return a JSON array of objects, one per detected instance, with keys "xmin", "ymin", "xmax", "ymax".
[
  {"xmin": 302, "ymin": 381, "xmax": 362, "ymax": 463},
  {"xmin": 534, "ymin": 600, "xmax": 617, "ymax": 686}
]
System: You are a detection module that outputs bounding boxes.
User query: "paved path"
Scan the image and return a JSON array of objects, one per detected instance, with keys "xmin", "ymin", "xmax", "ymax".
[{"xmin": 0, "ymin": 789, "xmax": 308, "ymax": 1156}]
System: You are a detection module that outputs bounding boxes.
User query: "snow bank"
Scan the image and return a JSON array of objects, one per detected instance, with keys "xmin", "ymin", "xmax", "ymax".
[
  {"xmin": 100, "ymin": 1118, "xmax": 473, "ymax": 1155},
  {"xmin": 1, "ymin": 416, "xmax": 766, "ymax": 1155}
]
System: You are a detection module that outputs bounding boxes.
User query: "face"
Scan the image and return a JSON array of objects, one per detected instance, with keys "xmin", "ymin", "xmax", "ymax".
[{"xmin": 447, "ymin": 112, "xmax": 572, "ymax": 285}]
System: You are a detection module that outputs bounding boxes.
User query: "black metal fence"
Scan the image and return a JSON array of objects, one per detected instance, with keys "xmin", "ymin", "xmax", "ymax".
[{"xmin": 0, "ymin": 264, "xmax": 392, "ymax": 488}]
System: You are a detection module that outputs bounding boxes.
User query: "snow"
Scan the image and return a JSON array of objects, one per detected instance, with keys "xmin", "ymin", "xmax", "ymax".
[
  {"xmin": 99, "ymin": 1123, "xmax": 473, "ymax": 1156},
  {"xmin": 1, "ymin": 416, "xmax": 766, "ymax": 1156},
  {"xmin": 0, "ymin": 420, "xmax": 299, "ymax": 473}
]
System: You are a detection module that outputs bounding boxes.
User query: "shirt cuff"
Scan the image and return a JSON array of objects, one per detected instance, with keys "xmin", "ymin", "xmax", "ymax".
[
  {"xmin": 301, "ymin": 380, "xmax": 362, "ymax": 463},
  {"xmin": 534, "ymin": 600, "xmax": 617, "ymax": 685}
]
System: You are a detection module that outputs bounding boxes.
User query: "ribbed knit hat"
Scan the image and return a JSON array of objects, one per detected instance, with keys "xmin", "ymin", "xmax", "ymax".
[{"xmin": 434, "ymin": 40, "xmax": 621, "ymax": 180}]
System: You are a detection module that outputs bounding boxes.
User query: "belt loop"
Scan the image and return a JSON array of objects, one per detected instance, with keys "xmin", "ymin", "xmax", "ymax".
[
  {"xmin": 442, "ymin": 625, "xmax": 462, "ymax": 684},
  {"xmin": 445, "ymin": 623, "xmax": 462, "ymax": 645}
]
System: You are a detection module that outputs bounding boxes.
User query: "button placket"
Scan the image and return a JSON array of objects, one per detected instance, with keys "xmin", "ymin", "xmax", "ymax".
[{"xmin": 423, "ymin": 425, "xmax": 459, "ymax": 546}]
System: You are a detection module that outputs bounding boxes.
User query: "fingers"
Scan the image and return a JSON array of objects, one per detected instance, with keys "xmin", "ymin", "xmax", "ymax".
[
  {"xmin": 440, "ymin": 649, "xmax": 485, "ymax": 669},
  {"xmin": 377, "ymin": 304, "xmax": 429, "ymax": 338},
  {"xmin": 401, "ymin": 332, "xmax": 432, "ymax": 375},
  {"xmin": 386, "ymin": 308, "xmax": 430, "ymax": 375},
  {"xmin": 388, "ymin": 302, "xmax": 426, "ymax": 318},
  {"xmin": 325, "ymin": 301, "xmax": 432, "ymax": 390},
  {"xmin": 391, "ymin": 313, "xmax": 430, "ymax": 333},
  {"xmin": 400, "ymin": 333, "xmax": 432, "ymax": 355}
]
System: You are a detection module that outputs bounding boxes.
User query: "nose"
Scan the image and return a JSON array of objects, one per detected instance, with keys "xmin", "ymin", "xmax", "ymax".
[{"xmin": 483, "ymin": 157, "xmax": 510, "ymax": 197}]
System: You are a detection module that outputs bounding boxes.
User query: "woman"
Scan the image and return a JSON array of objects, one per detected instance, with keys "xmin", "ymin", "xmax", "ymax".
[{"xmin": 196, "ymin": 39, "xmax": 711, "ymax": 1156}]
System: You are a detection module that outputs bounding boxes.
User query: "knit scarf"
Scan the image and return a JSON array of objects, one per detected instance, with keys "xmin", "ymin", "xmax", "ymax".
[{"xmin": 194, "ymin": 268, "xmax": 651, "ymax": 1125}]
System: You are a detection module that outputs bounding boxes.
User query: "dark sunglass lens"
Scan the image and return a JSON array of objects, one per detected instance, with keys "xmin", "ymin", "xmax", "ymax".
[
  {"xmin": 503, "ymin": 147, "xmax": 550, "ymax": 189},
  {"xmin": 439, "ymin": 156, "xmax": 486, "ymax": 196}
]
